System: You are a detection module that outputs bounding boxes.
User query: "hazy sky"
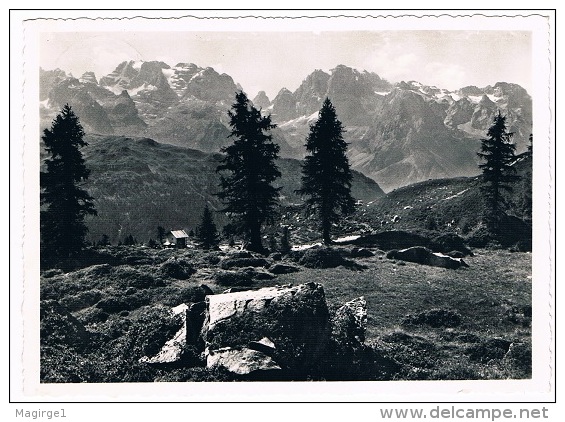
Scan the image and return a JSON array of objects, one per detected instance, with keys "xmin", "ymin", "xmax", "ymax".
[{"xmin": 40, "ymin": 31, "xmax": 532, "ymax": 99}]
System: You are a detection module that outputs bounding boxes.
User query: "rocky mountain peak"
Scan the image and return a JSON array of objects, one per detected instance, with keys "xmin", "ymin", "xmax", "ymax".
[
  {"xmin": 180, "ymin": 66, "xmax": 238, "ymax": 103},
  {"xmin": 253, "ymin": 91, "xmax": 271, "ymax": 110},
  {"xmin": 457, "ymin": 85, "xmax": 484, "ymax": 97},
  {"xmin": 130, "ymin": 61, "xmax": 171, "ymax": 90},
  {"xmin": 99, "ymin": 61, "xmax": 139, "ymax": 89},
  {"xmin": 272, "ymin": 88, "xmax": 297, "ymax": 121},
  {"xmin": 79, "ymin": 71, "xmax": 98, "ymax": 85},
  {"xmin": 478, "ymin": 94, "xmax": 496, "ymax": 107}
]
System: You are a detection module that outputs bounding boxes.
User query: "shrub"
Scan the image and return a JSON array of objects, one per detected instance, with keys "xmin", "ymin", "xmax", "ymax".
[
  {"xmin": 269, "ymin": 263, "xmax": 300, "ymax": 275},
  {"xmin": 298, "ymin": 247, "xmax": 346, "ymax": 269},
  {"xmin": 466, "ymin": 225, "xmax": 495, "ymax": 248},
  {"xmin": 430, "ymin": 233, "xmax": 472, "ymax": 256},
  {"xmin": 402, "ymin": 308, "xmax": 462, "ymax": 328},
  {"xmin": 466, "ymin": 338, "xmax": 512, "ymax": 363},
  {"xmin": 159, "ymin": 258, "xmax": 196, "ymax": 280},
  {"xmin": 156, "ymin": 286, "xmax": 208, "ymax": 307},
  {"xmin": 40, "ymin": 300, "xmax": 90, "ymax": 352},
  {"xmin": 59, "ymin": 290, "xmax": 103, "ymax": 312},
  {"xmin": 240, "ymin": 267, "xmax": 276, "ymax": 280},
  {"xmin": 111, "ymin": 266, "xmax": 163, "ymax": 289},
  {"xmin": 219, "ymin": 257, "xmax": 269, "ymax": 270},
  {"xmin": 96, "ymin": 297, "xmax": 131, "ymax": 314},
  {"xmin": 214, "ymin": 270, "xmax": 253, "ymax": 287},
  {"xmin": 41, "ymin": 269, "xmax": 64, "ymax": 278},
  {"xmin": 503, "ymin": 341, "xmax": 532, "ymax": 378},
  {"xmin": 379, "ymin": 330, "xmax": 440, "ymax": 376},
  {"xmin": 75, "ymin": 307, "xmax": 109, "ymax": 325}
]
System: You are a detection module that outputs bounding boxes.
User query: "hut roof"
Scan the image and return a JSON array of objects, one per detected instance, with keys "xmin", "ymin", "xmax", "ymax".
[{"xmin": 171, "ymin": 230, "xmax": 189, "ymax": 239}]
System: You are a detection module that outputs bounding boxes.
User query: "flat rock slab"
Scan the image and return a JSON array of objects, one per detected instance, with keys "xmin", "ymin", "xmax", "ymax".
[
  {"xmin": 207, "ymin": 347, "xmax": 281, "ymax": 375},
  {"xmin": 207, "ymin": 284, "xmax": 305, "ymax": 329}
]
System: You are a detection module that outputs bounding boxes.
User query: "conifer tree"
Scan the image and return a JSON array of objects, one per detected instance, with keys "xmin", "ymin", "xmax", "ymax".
[
  {"xmin": 477, "ymin": 111, "xmax": 519, "ymax": 234},
  {"xmin": 195, "ymin": 204, "xmax": 220, "ymax": 250},
  {"xmin": 157, "ymin": 226, "xmax": 166, "ymax": 245},
  {"xmin": 40, "ymin": 104, "xmax": 96, "ymax": 262},
  {"xmin": 217, "ymin": 91, "xmax": 281, "ymax": 253},
  {"xmin": 297, "ymin": 98, "xmax": 355, "ymax": 244}
]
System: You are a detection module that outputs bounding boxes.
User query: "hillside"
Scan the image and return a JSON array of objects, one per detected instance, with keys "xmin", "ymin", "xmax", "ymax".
[
  {"xmin": 75, "ymin": 135, "xmax": 384, "ymax": 244},
  {"xmin": 349, "ymin": 151, "xmax": 532, "ymax": 247}
]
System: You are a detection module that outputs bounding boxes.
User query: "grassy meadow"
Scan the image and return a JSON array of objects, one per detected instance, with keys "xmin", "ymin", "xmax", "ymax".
[{"xmin": 40, "ymin": 244, "xmax": 531, "ymax": 382}]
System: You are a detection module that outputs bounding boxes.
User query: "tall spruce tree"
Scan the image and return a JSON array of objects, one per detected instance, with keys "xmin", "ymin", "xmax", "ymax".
[
  {"xmin": 217, "ymin": 91, "xmax": 281, "ymax": 253},
  {"xmin": 195, "ymin": 204, "xmax": 220, "ymax": 250},
  {"xmin": 297, "ymin": 98, "xmax": 355, "ymax": 244},
  {"xmin": 477, "ymin": 111, "xmax": 519, "ymax": 234},
  {"xmin": 40, "ymin": 104, "xmax": 97, "ymax": 262}
]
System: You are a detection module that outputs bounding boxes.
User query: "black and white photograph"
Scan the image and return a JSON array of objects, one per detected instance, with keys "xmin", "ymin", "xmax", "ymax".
[{"xmin": 10, "ymin": 9, "xmax": 555, "ymax": 404}]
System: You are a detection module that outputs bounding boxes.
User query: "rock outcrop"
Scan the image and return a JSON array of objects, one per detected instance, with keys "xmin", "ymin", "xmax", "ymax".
[
  {"xmin": 387, "ymin": 246, "xmax": 469, "ymax": 269},
  {"xmin": 141, "ymin": 283, "xmax": 373, "ymax": 378},
  {"xmin": 202, "ymin": 282, "xmax": 331, "ymax": 376}
]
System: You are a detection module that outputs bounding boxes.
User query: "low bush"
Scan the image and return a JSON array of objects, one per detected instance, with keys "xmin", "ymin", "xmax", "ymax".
[
  {"xmin": 110, "ymin": 266, "xmax": 163, "ymax": 289},
  {"xmin": 269, "ymin": 263, "xmax": 300, "ymax": 275},
  {"xmin": 430, "ymin": 233, "xmax": 472, "ymax": 256},
  {"xmin": 159, "ymin": 258, "xmax": 196, "ymax": 280},
  {"xmin": 503, "ymin": 341, "xmax": 532, "ymax": 378},
  {"xmin": 298, "ymin": 247, "xmax": 347, "ymax": 269},
  {"xmin": 59, "ymin": 289, "xmax": 103, "ymax": 312},
  {"xmin": 465, "ymin": 338, "xmax": 512, "ymax": 363},
  {"xmin": 214, "ymin": 270, "xmax": 253, "ymax": 287},
  {"xmin": 40, "ymin": 300, "xmax": 90, "ymax": 352},
  {"xmin": 74, "ymin": 307, "xmax": 109, "ymax": 325},
  {"xmin": 96, "ymin": 296, "xmax": 131, "ymax": 314},
  {"xmin": 219, "ymin": 257, "xmax": 269, "ymax": 270},
  {"xmin": 402, "ymin": 308, "xmax": 462, "ymax": 328}
]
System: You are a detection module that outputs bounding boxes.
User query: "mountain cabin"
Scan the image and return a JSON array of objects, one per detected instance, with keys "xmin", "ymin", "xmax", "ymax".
[{"xmin": 167, "ymin": 230, "xmax": 190, "ymax": 248}]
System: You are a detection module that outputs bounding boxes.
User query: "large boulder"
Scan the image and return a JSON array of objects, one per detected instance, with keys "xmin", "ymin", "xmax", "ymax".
[
  {"xmin": 202, "ymin": 282, "xmax": 331, "ymax": 376},
  {"xmin": 388, "ymin": 246, "xmax": 468, "ymax": 269},
  {"xmin": 351, "ymin": 230, "xmax": 431, "ymax": 250}
]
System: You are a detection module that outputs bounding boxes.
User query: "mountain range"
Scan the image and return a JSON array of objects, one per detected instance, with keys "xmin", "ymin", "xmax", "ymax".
[{"xmin": 40, "ymin": 61, "xmax": 532, "ymax": 191}]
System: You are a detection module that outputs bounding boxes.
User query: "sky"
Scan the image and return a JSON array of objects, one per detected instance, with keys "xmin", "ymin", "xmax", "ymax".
[{"xmin": 40, "ymin": 31, "xmax": 532, "ymax": 99}]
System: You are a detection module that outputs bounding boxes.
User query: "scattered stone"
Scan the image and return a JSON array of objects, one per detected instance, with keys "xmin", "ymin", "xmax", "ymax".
[
  {"xmin": 206, "ymin": 347, "xmax": 281, "ymax": 375},
  {"xmin": 350, "ymin": 247, "xmax": 374, "ymax": 258}
]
